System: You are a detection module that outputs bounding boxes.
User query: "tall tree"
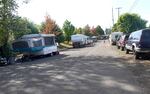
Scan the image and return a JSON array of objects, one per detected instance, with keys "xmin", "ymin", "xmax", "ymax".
[
  {"xmin": 62, "ymin": 20, "xmax": 75, "ymax": 42},
  {"xmin": 74, "ymin": 27, "xmax": 83, "ymax": 34},
  {"xmin": 83, "ymin": 24, "xmax": 91, "ymax": 36},
  {"xmin": 90, "ymin": 26, "xmax": 97, "ymax": 36},
  {"xmin": 12, "ymin": 17, "xmax": 39, "ymax": 39},
  {"xmin": 42, "ymin": 14, "xmax": 57, "ymax": 34},
  {"xmin": 55, "ymin": 26, "xmax": 65, "ymax": 44},
  {"xmin": 0, "ymin": 0, "xmax": 18, "ymax": 46},
  {"xmin": 95, "ymin": 25, "xmax": 104, "ymax": 35},
  {"xmin": 115, "ymin": 13, "xmax": 147, "ymax": 33},
  {"xmin": 112, "ymin": 23, "xmax": 118, "ymax": 32},
  {"xmin": 0, "ymin": 0, "xmax": 18, "ymax": 57}
]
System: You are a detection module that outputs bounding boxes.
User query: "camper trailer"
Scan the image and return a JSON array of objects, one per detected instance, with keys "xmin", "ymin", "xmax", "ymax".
[
  {"xmin": 71, "ymin": 34, "xmax": 88, "ymax": 48},
  {"xmin": 12, "ymin": 34, "xmax": 59, "ymax": 57}
]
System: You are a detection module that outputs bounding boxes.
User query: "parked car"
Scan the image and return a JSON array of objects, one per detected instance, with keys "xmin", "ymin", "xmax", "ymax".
[
  {"xmin": 116, "ymin": 34, "xmax": 130, "ymax": 51},
  {"xmin": 125, "ymin": 29, "xmax": 150, "ymax": 59}
]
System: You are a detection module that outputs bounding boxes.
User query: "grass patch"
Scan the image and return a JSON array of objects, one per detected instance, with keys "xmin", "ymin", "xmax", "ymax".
[{"xmin": 59, "ymin": 42, "xmax": 73, "ymax": 49}]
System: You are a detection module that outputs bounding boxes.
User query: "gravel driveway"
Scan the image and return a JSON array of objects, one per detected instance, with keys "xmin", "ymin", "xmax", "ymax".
[{"xmin": 0, "ymin": 40, "xmax": 149, "ymax": 94}]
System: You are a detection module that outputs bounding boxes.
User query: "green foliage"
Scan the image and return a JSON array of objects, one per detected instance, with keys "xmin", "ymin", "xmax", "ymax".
[
  {"xmin": 113, "ymin": 13, "xmax": 147, "ymax": 33},
  {"xmin": 12, "ymin": 17, "xmax": 39, "ymax": 39},
  {"xmin": 83, "ymin": 24, "xmax": 91, "ymax": 36},
  {"xmin": 62, "ymin": 20, "xmax": 75, "ymax": 42},
  {"xmin": 112, "ymin": 23, "xmax": 118, "ymax": 32},
  {"xmin": 96, "ymin": 25, "xmax": 104, "ymax": 35},
  {"xmin": 54, "ymin": 25, "xmax": 65, "ymax": 43},
  {"xmin": 0, "ymin": 0, "xmax": 18, "ymax": 57},
  {"xmin": 27, "ymin": 22, "xmax": 39, "ymax": 34},
  {"xmin": 74, "ymin": 27, "xmax": 83, "ymax": 34}
]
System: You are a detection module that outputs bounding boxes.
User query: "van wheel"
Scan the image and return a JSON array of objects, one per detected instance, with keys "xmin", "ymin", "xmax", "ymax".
[
  {"xmin": 133, "ymin": 49, "xmax": 140, "ymax": 59},
  {"xmin": 126, "ymin": 49, "xmax": 129, "ymax": 54},
  {"xmin": 55, "ymin": 51, "xmax": 59, "ymax": 55},
  {"xmin": 134, "ymin": 52, "xmax": 140, "ymax": 59},
  {"xmin": 52, "ymin": 52, "xmax": 57, "ymax": 55},
  {"xmin": 117, "ymin": 46, "xmax": 120, "ymax": 49}
]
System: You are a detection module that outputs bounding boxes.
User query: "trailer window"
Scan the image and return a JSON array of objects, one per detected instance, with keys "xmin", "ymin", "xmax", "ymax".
[
  {"xmin": 12, "ymin": 41, "xmax": 29, "ymax": 49},
  {"xmin": 33, "ymin": 39, "xmax": 42, "ymax": 47},
  {"xmin": 44, "ymin": 37, "xmax": 55, "ymax": 46}
]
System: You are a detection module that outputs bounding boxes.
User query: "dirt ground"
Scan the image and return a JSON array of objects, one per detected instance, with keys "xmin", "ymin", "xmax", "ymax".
[{"xmin": 0, "ymin": 40, "xmax": 149, "ymax": 94}]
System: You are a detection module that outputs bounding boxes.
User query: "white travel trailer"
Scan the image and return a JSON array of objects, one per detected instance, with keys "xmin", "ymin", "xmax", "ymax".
[
  {"xmin": 12, "ymin": 34, "xmax": 59, "ymax": 57},
  {"xmin": 71, "ymin": 34, "xmax": 88, "ymax": 48}
]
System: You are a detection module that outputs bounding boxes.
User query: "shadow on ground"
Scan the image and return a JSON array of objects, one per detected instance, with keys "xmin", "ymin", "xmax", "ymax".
[{"xmin": 0, "ymin": 54, "xmax": 149, "ymax": 94}]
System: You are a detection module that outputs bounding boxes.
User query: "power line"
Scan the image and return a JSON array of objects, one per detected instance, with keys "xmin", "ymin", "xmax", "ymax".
[{"xmin": 129, "ymin": 0, "xmax": 139, "ymax": 12}]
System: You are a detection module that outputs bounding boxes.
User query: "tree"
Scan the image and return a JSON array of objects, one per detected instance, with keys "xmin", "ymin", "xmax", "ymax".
[
  {"xmin": 11, "ymin": 17, "xmax": 39, "ymax": 39},
  {"xmin": 41, "ymin": 14, "xmax": 57, "ymax": 34},
  {"xmin": 62, "ymin": 20, "xmax": 75, "ymax": 42},
  {"xmin": 74, "ymin": 27, "xmax": 83, "ymax": 34},
  {"xmin": 115, "ymin": 13, "xmax": 147, "ymax": 33},
  {"xmin": 27, "ymin": 21, "xmax": 39, "ymax": 34},
  {"xmin": 0, "ymin": 0, "xmax": 18, "ymax": 57},
  {"xmin": 83, "ymin": 24, "xmax": 91, "ymax": 36},
  {"xmin": 95, "ymin": 25, "xmax": 104, "ymax": 35},
  {"xmin": 55, "ymin": 26, "xmax": 65, "ymax": 44},
  {"xmin": 112, "ymin": 23, "xmax": 118, "ymax": 32}
]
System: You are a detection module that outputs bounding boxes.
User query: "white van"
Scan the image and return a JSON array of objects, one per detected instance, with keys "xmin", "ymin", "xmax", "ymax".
[{"xmin": 110, "ymin": 32, "xmax": 123, "ymax": 45}]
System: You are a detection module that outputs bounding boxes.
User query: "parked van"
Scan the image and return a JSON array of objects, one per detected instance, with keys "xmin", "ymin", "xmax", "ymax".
[
  {"xmin": 125, "ymin": 29, "xmax": 150, "ymax": 59},
  {"xmin": 12, "ymin": 34, "xmax": 59, "ymax": 58},
  {"xmin": 110, "ymin": 32, "xmax": 123, "ymax": 45}
]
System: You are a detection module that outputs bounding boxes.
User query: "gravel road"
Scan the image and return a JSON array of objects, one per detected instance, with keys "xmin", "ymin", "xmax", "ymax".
[{"xmin": 0, "ymin": 40, "xmax": 149, "ymax": 94}]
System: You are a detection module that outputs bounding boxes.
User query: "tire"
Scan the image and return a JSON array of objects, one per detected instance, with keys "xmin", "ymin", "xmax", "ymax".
[
  {"xmin": 117, "ymin": 46, "xmax": 120, "ymax": 49},
  {"xmin": 134, "ymin": 52, "xmax": 140, "ymax": 59},
  {"xmin": 121, "ymin": 47, "xmax": 124, "ymax": 51},
  {"xmin": 126, "ymin": 49, "xmax": 129, "ymax": 54},
  {"xmin": 52, "ymin": 52, "xmax": 57, "ymax": 55},
  {"xmin": 133, "ymin": 48, "xmax": 140, "ymax": 60},
  {"xmin": 57, "ymin": 51, "xmax": 60, "ymax": 55}
]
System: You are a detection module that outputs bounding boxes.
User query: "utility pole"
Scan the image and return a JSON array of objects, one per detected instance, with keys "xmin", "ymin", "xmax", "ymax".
[
  {"xmin": 112, "ymin": 8, "xmax": 114, "ymax": 26},
  {"xmin": 116, "ymin": 7, "xmax": 122, "ymax": 19}
]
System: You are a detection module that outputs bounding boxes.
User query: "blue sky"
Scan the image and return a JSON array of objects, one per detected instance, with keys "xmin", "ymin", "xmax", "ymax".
[{"xmin": 18, "ymin": 0, "xmax": 150, "ymax": 29}]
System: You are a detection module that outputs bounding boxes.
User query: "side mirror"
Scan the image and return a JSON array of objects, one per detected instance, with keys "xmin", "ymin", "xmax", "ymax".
[{"xmin": 56, "ymin": 42, "xmax": 59, "ymax": 46}]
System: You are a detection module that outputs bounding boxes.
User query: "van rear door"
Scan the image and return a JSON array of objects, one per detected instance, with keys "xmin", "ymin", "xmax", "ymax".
[{"xmin": 140, "ymin": 29, "xmax": 150, "ymax": 48}]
